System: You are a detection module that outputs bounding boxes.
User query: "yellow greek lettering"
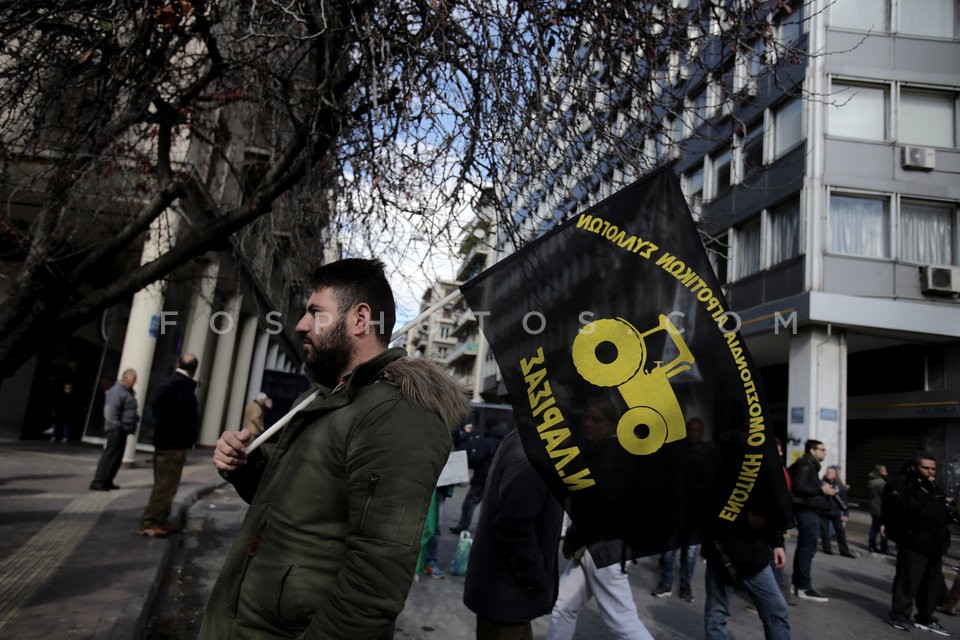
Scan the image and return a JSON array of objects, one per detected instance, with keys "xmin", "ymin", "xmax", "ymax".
[
  {"xmin": 519, "ymin": 347, "xmax": 545, "ymax": 375},
  {"xmin": 540, "ymin": 427, "xmax": 572, "ymax": 451},
  {"xmin": 562, "ymin": 467, "xmax": 597, "ymax": 491},
  {"xmin": 536, "ymin": 407, "xmax": 565, "ymax": 433}
]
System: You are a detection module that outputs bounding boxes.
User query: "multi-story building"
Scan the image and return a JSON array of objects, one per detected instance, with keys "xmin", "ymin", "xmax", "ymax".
[
  {"xmin": 0, "ymin": 98, "xmax": 326, "ymax": 452},
  {"xmin": 446, "ymin": 214, "xmax": 503, "ymax": 402},
  {"xmin": 405, "ymin": 279, "xmax": 460, "ymax": 362},
  {"xmin": 492, "ymin": 0, "xmax": 960, "ymax": 501},
  {"xmin": 405, "ymin": 193, "xmax": 508, "ymax": 404}
]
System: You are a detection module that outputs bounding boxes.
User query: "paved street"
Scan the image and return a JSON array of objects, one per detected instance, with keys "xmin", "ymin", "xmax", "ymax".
[
  {"xmin": 3, "ymin": 437, "xmax": 960, "ymax": 639},
  {"xmin": 395, "ymin": 491, "xmax": 959, "ymax": 640}
]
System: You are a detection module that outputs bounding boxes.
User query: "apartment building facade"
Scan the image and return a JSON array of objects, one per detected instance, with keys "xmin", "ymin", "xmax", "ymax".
[{"xmin": 491, "ymin": 0, "xmax": 960, "ymax": 499}]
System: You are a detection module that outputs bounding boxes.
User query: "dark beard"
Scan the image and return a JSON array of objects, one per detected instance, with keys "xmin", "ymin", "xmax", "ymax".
[{"xmin": 302, "ymin": 317, "xmax": 354, "ymax": 388}]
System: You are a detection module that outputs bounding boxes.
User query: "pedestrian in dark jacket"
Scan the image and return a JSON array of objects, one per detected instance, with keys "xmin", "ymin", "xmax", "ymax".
[
  {"xmin": 451, "ymin": 422, "xmax": 506, "ymax": 534},
  {"xmin": 820, "ymin": 465, "xmax": 854, "ymax": 557},
  {"xmin": 464, "ymin": 428, "xmax": 563, "ymax": 640},
  {"xmin": 788, "ymin": 439, "xmax": 836, "ymax": 602},
  {"xmin": 50, "ymin": 382, "xmax": 80, "ymax": 442},
  {"xmin": 884, "ymin": 453, "xmax": 955, "ymax": 634},
  {"xmin": 137, "ymin": 354, "xmax": 200, "ymax": 537},
  {"xmin": 702, "ymin": 429, "xmax": 792, "ymax": 640},
  {"xmin": 90, "ymin": 368, "xmax": 139, "ymax": 491},
  {"xmin": 202, "ymin": 259, "xmax": 468, "ymax": 640},
  {"xmin": 867, "ymin": 464, "xmax": 890, "ymax": 554}
]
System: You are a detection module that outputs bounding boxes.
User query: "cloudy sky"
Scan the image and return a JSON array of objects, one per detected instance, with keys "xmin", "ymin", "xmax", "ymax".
[{"xmin": 337, "ymin": 183, "xmax": 480, "ymax": 329}]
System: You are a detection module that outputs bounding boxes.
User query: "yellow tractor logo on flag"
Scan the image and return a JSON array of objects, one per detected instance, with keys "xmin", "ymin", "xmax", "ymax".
[{"xmin": 572, "ymin": 315, "xmax": 694, "ymax": 456}]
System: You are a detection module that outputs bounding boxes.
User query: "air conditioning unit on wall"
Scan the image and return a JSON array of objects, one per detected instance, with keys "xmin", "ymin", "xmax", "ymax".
[
  {"xmin": 920, "ymin": 264, "xmax": 960, "ymax": 295},
  {"xmin": 902, "ymin": 145, "xmax": 936, "ymax": 170}
]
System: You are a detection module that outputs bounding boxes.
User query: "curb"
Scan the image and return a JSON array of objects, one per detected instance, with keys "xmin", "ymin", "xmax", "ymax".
[{"xmin": 123, "ymin": 473, "xmax": 227, "ymax": 640}]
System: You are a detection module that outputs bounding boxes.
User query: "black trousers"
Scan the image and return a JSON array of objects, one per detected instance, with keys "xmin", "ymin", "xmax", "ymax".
[
  {"xmin": 92, "ymin": 429, "xmax": 127, "ymax": 486},
  {"xmin": 820, "ymin": 514, "xmax": 851, "ymax": 555},
  {"xmin": 890, "ymin": 547, "xmax": 943, "ymax": 623}
]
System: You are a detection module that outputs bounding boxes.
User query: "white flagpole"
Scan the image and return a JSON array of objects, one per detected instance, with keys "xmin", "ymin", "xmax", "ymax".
[
  {"xmin": 245, "ymin": 287, "xmax": 464, "ymax": 453},
  {"xmin": 389, "ymin": 288, "xmax": 463, "ymax": 346}
]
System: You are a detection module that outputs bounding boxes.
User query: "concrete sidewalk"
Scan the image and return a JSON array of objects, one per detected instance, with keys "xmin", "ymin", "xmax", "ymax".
[{"xmin": 0, "ymin": 439, "xmax": 224, "ymax": 640}]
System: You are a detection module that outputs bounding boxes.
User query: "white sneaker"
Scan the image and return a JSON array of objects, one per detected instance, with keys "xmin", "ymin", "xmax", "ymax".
[
  {"xmin": 914, "ymin": 621, "xmax": 951, "ymax": 636},
  {"xmin": 798, "ymin": 589, "xmax": 829, "ymax": 602}
]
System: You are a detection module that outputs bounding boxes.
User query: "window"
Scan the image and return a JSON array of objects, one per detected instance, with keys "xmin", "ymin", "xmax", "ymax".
[
  {"xmin": 777, "ymin": 1, "xmax": 804, "ymax": 45},
  {"xmin": 830, "ymin": 0, "xmax": 888, "ymax": 32},
  {"xmin": 773, "ymin": 98, "xmax": 803, "ymax": 158},
  {"xmin": 829, "ymin": 193, "xmax": 890, "ymax": 258},
  {"xmin": 900, "ymin": 0, "xmax": 956, "ymax": 38},
  {"xmin": 769, "ymin": 197, "xmax": 801, "ymax": 265},
  {"xmin": 668, "ymin": 50, "xmax": 682, "ymax": 85},
  {"xmin": 742, "ymin": 121, "xmax": 765, "ymax": 173},
  {"xmin": 900, "ymin": 89, "xmax": 957, "ymax": 148},
  {"xmin": 748, "ymin": 37, "xmax": 767, "ymax": 81},
  {"xmin": 707, "ymin": 76, "xmax": 723, "ymax": 118},
  {"xmin": 828, "ymin": 81, "xmax": 887, "ymax": 141},
  {"xmin": 643, "ymin": 136, "xmax": 657, "ymax": 164},
  {"xmin": 900, "ymin": 200, "xmax": 956, "ymax": 265},
  {"xmin": 672, "ymin": 115, "xmax": 686, "ymax": 150},
  {"xmin": 736, "ymin": 218, "xmax": 762, "ymax": 278},
  {"xmin": 711, "ymin": 146, "xmax": 733, "ymax": 197},
  {"xmin": 656, "ymin": 126, "xmax": 670, "ymax": 160},
  {"xmin": 704, "ymin": 233, "xmax": 729, "ymax": 285},
  {"xmin": 690, "ymin": 87, "xmax": 708, "ymax": 128},
  {"xmin": 684, "ymin": 164, "xmax": 704, "ymax": 215}
]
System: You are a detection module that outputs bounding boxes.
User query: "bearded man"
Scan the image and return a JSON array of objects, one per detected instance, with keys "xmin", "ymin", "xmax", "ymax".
[{"xmin": 201, "ymin": 258, "xmax": 468, "ymax": 639}]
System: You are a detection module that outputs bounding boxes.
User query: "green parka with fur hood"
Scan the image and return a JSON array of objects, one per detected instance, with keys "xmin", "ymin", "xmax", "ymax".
[{"xmin": 200, "ymin": 348, "xmax": 468, "ymax": 640}]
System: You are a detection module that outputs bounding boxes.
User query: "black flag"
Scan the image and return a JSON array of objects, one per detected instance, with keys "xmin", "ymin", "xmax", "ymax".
[{"xmin": 460, "ymin": 166, "xmax": 793, "ymax": 559}]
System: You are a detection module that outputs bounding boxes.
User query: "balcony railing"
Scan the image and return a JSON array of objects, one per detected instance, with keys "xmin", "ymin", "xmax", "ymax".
[{"xmin": 444, "ymin": 341, "xmax": 478, "ymax": 366}]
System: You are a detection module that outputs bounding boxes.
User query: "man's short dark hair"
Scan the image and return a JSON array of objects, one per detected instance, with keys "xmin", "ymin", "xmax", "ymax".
[
  {"xmin": 912, "ymin": 451, "xmax": 937, "ymax": 467},
  {"xmin": 309, "ymin": 258, "xmax": 396, "ymax": 345},
  {"xmin": 805, "ymin": 439, "xmax": 823, "ymax": 454}
]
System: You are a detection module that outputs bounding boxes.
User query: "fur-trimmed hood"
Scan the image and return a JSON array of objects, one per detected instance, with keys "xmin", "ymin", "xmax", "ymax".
[{"xmin": 381, "ymin": 356, "xmax": 471, "ymax": 429}]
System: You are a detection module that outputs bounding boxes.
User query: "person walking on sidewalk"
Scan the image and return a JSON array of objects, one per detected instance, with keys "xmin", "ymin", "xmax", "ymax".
[
  {"xmin": 201, "ymin": 258, "xmax": 466, "ymax": 640},
  {"xmin": 820, "ymin": 465, "xmax": 855, "ymax": 558},
  {"xmin": 547, "ymin": 397, "xmax": 654, "ymax": 640},
  {"xmin": 464, "ymin": 428, "xmax": 564, "ymax": 640},
  {"xmin": 702, "ymin": 428, "xmax": 793, "ymax": 640},
  {"xmin": 788, "ymin": 439, "xmax": 835, "ymax": 603},
  {"xmin": 450, "ymin": 421, "xmax": 505, "ymax": 534},
  {"xmin": 868, "ymin": 464, "xmax": 891, "ymax": 554},
  {"xmin": 90, "ymin": 368, "xmax": 139, "ymax": 491},
  {"xmin": 137, "ymin": 354, "xmax": 200, "ymax": 538},
  {"xmin": 652, "ymin": 417, "xmax": 711, "ymax": 603},
  {"xmin": 883, "ymin": 453, "xmax": 955, "ymax": 635}
]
